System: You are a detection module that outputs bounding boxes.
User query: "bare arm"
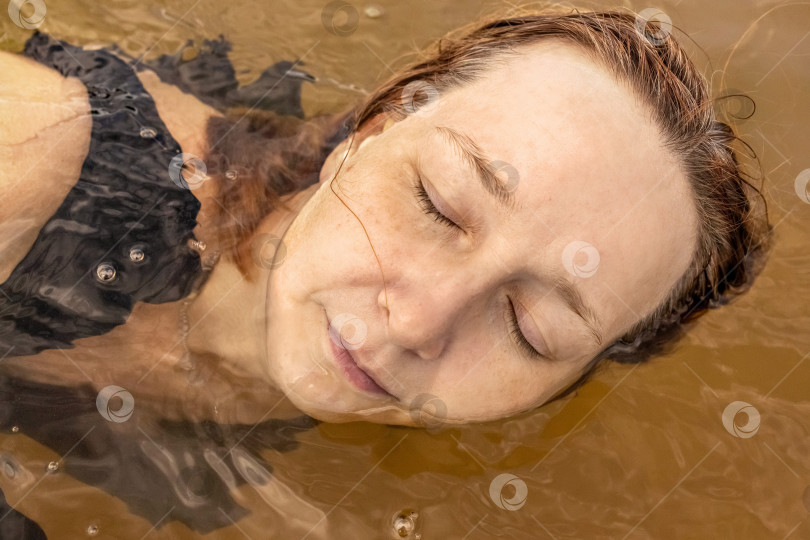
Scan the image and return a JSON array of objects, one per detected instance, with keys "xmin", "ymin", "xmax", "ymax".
[{"xmin": 0, "ymin": 50, "xmax": 92, "ymax": 282}]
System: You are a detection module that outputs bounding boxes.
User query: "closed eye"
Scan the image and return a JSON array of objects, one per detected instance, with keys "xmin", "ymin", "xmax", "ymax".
[
  {"xmin": 412, "ymin": 168, "xmax": 544, "ymax": 362},
  {"xmin": 506, "ymin": 296, "xmax": 546, "ymax": 361},
  {"xmin": 412, "ymin": 174, "xmax": 463, "ymax": 232}
]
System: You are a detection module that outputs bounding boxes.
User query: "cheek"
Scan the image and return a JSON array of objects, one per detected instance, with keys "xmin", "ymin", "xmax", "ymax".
[
  {"xmin": 445, "ymin": 341, "xmax": 582, "ymax": 418},
  {"xmin": 330, "ymin": 165, "xmax": 421, "ymax": 245},
  {"xmin": 276, "ymin": 173, "xmax": 405, "ymax": 298}
]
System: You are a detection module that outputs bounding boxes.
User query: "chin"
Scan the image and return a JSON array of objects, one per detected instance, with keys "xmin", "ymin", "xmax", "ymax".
[{"xmin": 283, "ymin": 388, "xmax": 413, "ymax": 426}]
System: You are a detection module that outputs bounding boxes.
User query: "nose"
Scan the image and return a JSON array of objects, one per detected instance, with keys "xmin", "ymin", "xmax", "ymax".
[{"xmin": 377, "ymin": 268, "xmax": 482, "ymax": 360}]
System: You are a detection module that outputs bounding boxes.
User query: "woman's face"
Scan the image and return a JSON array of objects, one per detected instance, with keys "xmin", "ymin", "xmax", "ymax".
[{"xmin": 264, "ymin": 41, "xmax": 698, "ymax": 426}]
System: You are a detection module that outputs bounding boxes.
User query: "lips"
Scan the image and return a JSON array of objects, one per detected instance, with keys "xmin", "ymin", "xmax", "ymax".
[{"xmin": 327, "ymin": 318, "xmax": 392, "ymax": 397}]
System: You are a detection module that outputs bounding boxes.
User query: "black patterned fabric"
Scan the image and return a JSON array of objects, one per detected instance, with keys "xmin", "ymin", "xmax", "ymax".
[
  {"xmin": 1, "ymin": 30, "xmax": 205, "ymax": 359},
  {"xmin": 0, "ymin": 31, "xmax": 323, "ymax": 537}
]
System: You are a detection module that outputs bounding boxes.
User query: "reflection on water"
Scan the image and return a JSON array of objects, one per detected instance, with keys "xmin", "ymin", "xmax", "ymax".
[
  {"xmin": 0, "ymin": 373, "xmax": 319, "ymax": 534},
  {"xmin": 1, "ymin": 0, "xmax": 809, "ymax": 538}
]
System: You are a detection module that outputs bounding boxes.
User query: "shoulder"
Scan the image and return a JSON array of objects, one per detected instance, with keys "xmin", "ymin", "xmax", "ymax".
[
  {"xmin": 134, "ymin": 67, "xmax": 224, "ymax": 158},
  {"xmin": 0, "ymin": 49, "xmax": 92, "ymax": 282},
  {"xmin": 0, "ymin": 49, "xmax": 91, "ymax": 146}
]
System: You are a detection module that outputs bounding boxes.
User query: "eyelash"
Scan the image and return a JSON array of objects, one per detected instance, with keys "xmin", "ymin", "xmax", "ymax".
[
  {"xmin": 507, "ymin": 297, "xmax": 544, "ymax": 361},
  {"xmin": 412, "ymin": 175, "xmax": 543, "ymax": 361},
  {"xmin": 412, "ymin": 175, "xmax": 462, "ymax": 232}
]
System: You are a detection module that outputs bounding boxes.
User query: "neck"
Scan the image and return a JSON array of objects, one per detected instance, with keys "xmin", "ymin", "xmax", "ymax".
[{"xmin": 183, "ymin": 183, "xmax": 320, "ymax": 384}]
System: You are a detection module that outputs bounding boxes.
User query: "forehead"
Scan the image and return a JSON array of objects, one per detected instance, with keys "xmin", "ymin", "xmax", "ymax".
[{"xmin": 409, "ymin": 41, "xmax": 698, "ymax": 343}]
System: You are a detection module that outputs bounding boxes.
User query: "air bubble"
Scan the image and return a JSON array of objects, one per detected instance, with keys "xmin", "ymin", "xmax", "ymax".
[
  {"xmin": 129, "ymin": 246, "xmax": 145, "ymax": 263},
  {"xmin": 364, "ymin": 4, "xmax": 384, "ymax": 18},
  {"xmin": 391, "ymin": 510, "xmax": 418, "ymax": 537},
  {"xmin": 95, "ymin": 262, "xmax": 116, "ymax": 282},
  {"xmin": 3, "ymin": 459, "xmax": 16, "ymax": 479}
]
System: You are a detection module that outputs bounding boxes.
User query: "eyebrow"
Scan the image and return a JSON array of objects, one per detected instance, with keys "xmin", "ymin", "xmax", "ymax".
[
  {"xmin": 434, "ymin": 125, "xmax": 604, "ymax": 352},
  {"xmin": 434, "ymin": 126, "xmax": 519, "ymax": 212},
  {"xmin": 553, "ymin": 274, "xmax": 604, "ymax": 348}
]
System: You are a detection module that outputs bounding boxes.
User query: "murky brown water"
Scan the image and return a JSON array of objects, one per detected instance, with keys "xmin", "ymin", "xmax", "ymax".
[{"xmin": 1, "ymin": 0, "xmax": 809, "ymax": 538}]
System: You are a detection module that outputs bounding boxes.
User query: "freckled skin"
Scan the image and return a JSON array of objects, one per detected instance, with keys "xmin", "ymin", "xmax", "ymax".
[{"xmin": 199, "ymin": 41, "xmax": 699, "ymax": 426}]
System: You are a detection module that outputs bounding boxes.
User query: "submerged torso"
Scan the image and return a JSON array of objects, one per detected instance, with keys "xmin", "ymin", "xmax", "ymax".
[
  {"xmin": 0, "ymin": 33, "xmax": 325, "ymax": 536},
  {"xmin": 0, "ymin": 33, "xmax": 304, "ymax": 422}
]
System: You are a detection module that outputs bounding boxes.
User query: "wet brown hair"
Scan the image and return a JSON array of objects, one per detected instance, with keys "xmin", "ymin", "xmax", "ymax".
[{"xmin": 203, "ymin": 6, "xmax": 773, "ymax": 406}]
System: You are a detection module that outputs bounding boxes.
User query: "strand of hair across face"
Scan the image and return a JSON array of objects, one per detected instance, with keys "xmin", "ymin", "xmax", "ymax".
[{"xmin": 327, "ymin": 131, "xmax": 391, "ymax": 313}]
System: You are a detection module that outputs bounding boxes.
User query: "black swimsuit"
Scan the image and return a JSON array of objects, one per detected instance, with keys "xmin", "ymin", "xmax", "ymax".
[
  {"xmin": 1, "ymin": 31, "xmax": 205, "ymax": 359},
  {"xmin": 0, "ymin": 31, "xmax": 335, "ymax": 537}
]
